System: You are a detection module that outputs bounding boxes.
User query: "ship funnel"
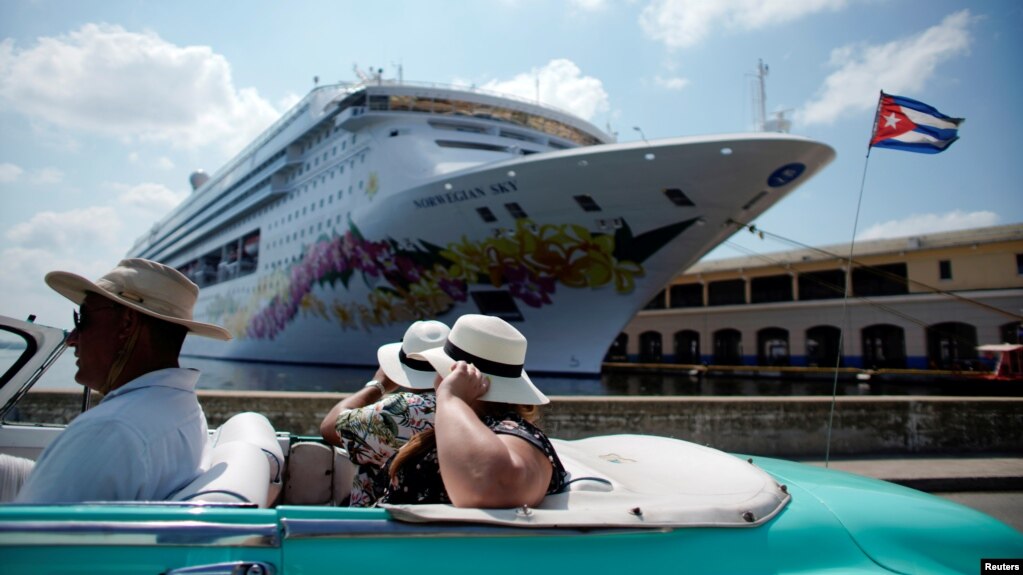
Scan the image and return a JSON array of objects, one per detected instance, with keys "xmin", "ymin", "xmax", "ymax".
[{"xmin": 189, "ymin": 170, "xmax": 210, "ymax": 191}]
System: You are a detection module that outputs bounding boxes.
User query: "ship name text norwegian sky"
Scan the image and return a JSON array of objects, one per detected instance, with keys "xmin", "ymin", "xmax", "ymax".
[{"xmin": 413, "ymin": 179, "xmax": 518, "ymax": 209}]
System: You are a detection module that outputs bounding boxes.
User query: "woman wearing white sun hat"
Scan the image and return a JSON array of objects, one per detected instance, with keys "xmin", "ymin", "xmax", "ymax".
[
  {"xmin": 320, "ymin": 320, "xmax": 449, "ymax": 507},
  {"xmin": 382, "ymin": 314, "xmax": 566, "ymax": 508}
]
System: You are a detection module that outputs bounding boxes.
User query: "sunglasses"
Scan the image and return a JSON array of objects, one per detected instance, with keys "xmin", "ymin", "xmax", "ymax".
[{"xmin": 72, "ymin": 304, "xmax": 120, "ymax": 331}]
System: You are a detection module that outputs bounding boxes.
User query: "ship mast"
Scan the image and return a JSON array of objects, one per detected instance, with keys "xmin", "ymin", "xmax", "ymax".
[
  {"xmin": 752, "ymin": 59, "xmax": 791, "ymax": 133},
  {"xmin": 755, "ymin": 59, "xmax": 768, "ymax": 132}
]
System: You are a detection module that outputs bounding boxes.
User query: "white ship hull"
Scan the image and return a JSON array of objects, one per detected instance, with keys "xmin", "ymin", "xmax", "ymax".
[{"xmin": 131, "ymin": 81, "xmax": 834, "ymax": 374}]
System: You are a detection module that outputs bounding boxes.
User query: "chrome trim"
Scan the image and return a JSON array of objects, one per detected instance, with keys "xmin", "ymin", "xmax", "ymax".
[
  {"xmin": 281, "ymin": 518, "xmax": 669, "ymax": 540},
  {"xmin": 167, "ymin": 561, "xmax": 276, "ymax": 575},
  {"xmin": 0, "ymin": 520, "xmax": 279, "ymax": 547}
]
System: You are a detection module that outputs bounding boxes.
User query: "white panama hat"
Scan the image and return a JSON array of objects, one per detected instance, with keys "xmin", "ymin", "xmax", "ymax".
[
  {"xmin": 377, "ymin": 320, "xmax": 450, "ymax": 389},
  {"xmin": 45, "ymin": 258, "xmax": 232, "ymax": 340},
  {"xmin": 412, "ymin": 314, "xmax": 548, "ymax": 405}
]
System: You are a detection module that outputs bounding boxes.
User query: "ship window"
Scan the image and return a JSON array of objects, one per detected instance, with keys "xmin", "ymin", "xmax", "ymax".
[
  {"xmin": 470, "ymin": 290, "xmax": 523, "ymax": 322},
  {"xmin": 432, "ymin": 98, "xmax": 453, "ymax": 115},
  {"xmin": 430, "ymin": 120, "xmax": 489, "ymax": 134},
  {"xmin": 664, "ymin": 188, "xmax": 694, "ymax": 207},
  {"xmin": 390, "ymin": 130, "xmax": 399, "ymax": 137},
  {"xmin": 436, "ymin": 140, "xmax": 507, "ymax": 152},
  {"xmin": 573, "ymin": 195, "xmax": 602, "ymax": 212},
  {"xmin": 500, "ymin": 130, "xmax": 539, "ymax": 144},
  {"xmin": 939, "ymin": 260, "xmax": 952, "ymax": 280},
  {"xmin": 505, "ymin": 203, "xmax": 527, "ymax": 219},
  {"xmin": 368, "ymin": 95, "xmax": 389, "ymax": 111},
  {"xmin": 476, "ymin": 207, "xmax": 497, "ymax": 223}
]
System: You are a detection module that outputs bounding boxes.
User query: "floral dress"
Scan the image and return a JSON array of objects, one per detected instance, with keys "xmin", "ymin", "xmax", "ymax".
[
  {"xmin": 335, "ymin": 391, "xmax": 436, "ymax": 507},
  {"xmin": 379, "ymin": 412, "xmax": 566, "ymax": 506}
]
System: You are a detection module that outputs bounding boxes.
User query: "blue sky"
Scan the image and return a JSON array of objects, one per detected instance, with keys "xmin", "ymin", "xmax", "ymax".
[{"xmin": 1, "ymin": 0, "xmax": 1021, "ymax": 329}]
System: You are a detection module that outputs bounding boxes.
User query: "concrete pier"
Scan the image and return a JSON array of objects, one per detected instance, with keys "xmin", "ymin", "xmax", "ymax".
[{"xmin": 13, "ymin": 390, "xmax": 1022, "ymax": 458}]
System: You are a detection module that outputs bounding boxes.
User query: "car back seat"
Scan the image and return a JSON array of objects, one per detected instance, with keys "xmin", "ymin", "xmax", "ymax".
[{"xmin": 170, "ymin": 412, "xmax": 284, "ymax": 508}]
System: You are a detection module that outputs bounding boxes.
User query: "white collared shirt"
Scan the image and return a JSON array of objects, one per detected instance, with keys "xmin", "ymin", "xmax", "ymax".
[{"xmin": 16, "ymin": 368, "xmax": 209, "ymax": 503}]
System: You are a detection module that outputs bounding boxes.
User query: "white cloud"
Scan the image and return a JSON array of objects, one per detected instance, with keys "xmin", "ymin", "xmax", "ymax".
[
  {"xmin": 857, "ymin": 210, "xmax": 999, "ymax": 240},
  {"xmin": 799, "ymin": 10, "xmax": 973, "ymax": 126},
  {"xmin": 30, "ymin": 167, "xmax": 63, "ymax": 185},
  {"xmin": 568, "ymin": 0, "xmax": 609, "ymax": 11},
  {"xmin": 6, "ymin": 206, "xmax": 123, "ymax": 251},
  {"xmin": 113, "ymin": 182, "xmax": 187, "ymax": 216},
  {"xmin": 480, "ymin": 59, "xmax": 610, "ymax": 121},
  {"xmin": 0, "ymin": 162, "xmax": 24, "ymax": 183},
  {"xmin": 0, "ymin": 164, "xmax": 63, "ymax": 184},
  {"xmin": 0, "ymin": 246, "xmax": 115, "ymax": 327},
  {"xmin": 655, "ymin": 75, "xmax": 690, "ymax": 91},
  {"xmin": 639, "ymin": 0, "xmax": 849, "ymax": 49},
  {"xmin": 156, "ymin": 156, "xmax": 175, "ymax": 170},
  {"xmin": 0, "ymin": 24, "xmax": 282, "ymax": 155}
]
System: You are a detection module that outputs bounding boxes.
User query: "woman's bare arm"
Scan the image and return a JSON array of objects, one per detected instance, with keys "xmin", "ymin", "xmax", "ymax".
[
  {"xmin": 319, "ymin": 367, "xmax": 397, "ymax": 445},
  {"xmin": 433, "ymin": 362, "xmax": 552, "ymax": 508}
]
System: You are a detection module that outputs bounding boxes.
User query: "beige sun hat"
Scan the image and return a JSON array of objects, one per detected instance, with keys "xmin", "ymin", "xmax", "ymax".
[
  {"xmin": 412, "ymin": 314, "xmax": 548, "ymax": 405},
  {"xmin": 45, "ymin": 258, "xmax": 232, "ymax": 340},
  {"xmin": 377, "ymin": 320, "xmax": 450, "ymax": 389}
]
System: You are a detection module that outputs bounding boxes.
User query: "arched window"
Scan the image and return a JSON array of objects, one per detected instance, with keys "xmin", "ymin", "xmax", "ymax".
[
  {"xmin": 604, "ymin": 333, "xmax": 629, "ymax": 362},
  {"xmin": 861, "ymin": 324, "xmax": 906, "ymax": 369},
  {"xmin": 713, "ymin": 328, "xmax": 743, "ymax": 365},
  {"xmin": 757, "ymin": 327, "xmax": 790, "ymax": 366},
  {"xmin": 927, "ymin": 322, "xmax": 978, "ymax": 370},
  {"xmin": 639, "ymin": 331, "xmax": 663, "ymax": 363},
  {"xmin": 1001, "ymin": 322, "xmax": 1022, "ymax": 345},
  {"xmin": 674, "ymin": 330, "xmax": 701, "ymax": 364},
  {"xmin": 806, "ymin": 325, "xmax": 843, "ymax": 367}
]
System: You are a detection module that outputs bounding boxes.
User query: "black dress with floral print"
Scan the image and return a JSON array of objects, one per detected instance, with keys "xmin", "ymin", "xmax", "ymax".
[{"xmin": 379, "ymin": 412, "xmax": 566, "ymax": 506}]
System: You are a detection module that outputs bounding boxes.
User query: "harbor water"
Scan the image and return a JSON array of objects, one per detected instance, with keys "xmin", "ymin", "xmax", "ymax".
[{"xmin": 22, "ymin": 350, "xmax": 1022, "ymax": 397}]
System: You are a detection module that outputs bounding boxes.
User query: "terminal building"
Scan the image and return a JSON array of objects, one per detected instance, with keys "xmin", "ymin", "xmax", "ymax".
[{"xmin": 609, "ymin": 223, "xmax": 1023, "ymax": 370}]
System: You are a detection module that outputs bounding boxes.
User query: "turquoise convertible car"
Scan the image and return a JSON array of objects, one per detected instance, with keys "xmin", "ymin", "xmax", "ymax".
[{"xmin": 1, "ymin": 314, "xmax": 1020, "ymax": 574}]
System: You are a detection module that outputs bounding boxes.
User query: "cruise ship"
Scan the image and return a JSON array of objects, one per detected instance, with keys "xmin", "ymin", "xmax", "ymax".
[{"xmin": 128, "ymin": 76, "xmax": 835, "ymax": 374}]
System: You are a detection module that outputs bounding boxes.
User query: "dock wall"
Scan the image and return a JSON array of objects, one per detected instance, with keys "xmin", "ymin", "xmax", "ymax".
[{"xmin": 13, "ymin": 391, "xmax": 1022, "ymax": 458}]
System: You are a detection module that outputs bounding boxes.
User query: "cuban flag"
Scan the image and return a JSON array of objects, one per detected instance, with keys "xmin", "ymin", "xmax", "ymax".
[{"xmin": 870, "ymin": 92, "xmax": 964, "ymax": 154}]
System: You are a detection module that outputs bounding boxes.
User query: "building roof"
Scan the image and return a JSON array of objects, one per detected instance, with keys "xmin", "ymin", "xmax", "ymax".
[{"xmin": 688, "ymin": 223, "xmax": 1023, "ymax": 275}]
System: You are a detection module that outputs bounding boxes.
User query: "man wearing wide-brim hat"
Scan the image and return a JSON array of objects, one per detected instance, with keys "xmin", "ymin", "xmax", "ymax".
[{"xmin": 15, "ymin": 258, "xmax": 231, "ymax": 503}]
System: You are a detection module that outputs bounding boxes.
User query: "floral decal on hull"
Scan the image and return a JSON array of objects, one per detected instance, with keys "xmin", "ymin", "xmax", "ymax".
[{"xmin": 208, "ymin": 217, "xmax": 698, "ymax": 340}]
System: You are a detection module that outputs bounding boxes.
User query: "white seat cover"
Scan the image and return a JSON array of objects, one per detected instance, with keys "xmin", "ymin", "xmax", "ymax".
[
  {"xmin": 383, "ymin": 434, "xmax": 790, "ymax": 528},
  {"xmin": 170, "ymin": 441, "xmax": 271, "ymax": 506}
]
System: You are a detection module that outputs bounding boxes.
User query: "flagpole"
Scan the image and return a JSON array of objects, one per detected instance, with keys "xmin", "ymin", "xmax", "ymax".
[
  {"xmin": 866, "ymin": 90, "xmax": 884, "ymax": 158},
  {"xmin": 824, "ymin": 91, "xmax": 883, "ymax": 467}
]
